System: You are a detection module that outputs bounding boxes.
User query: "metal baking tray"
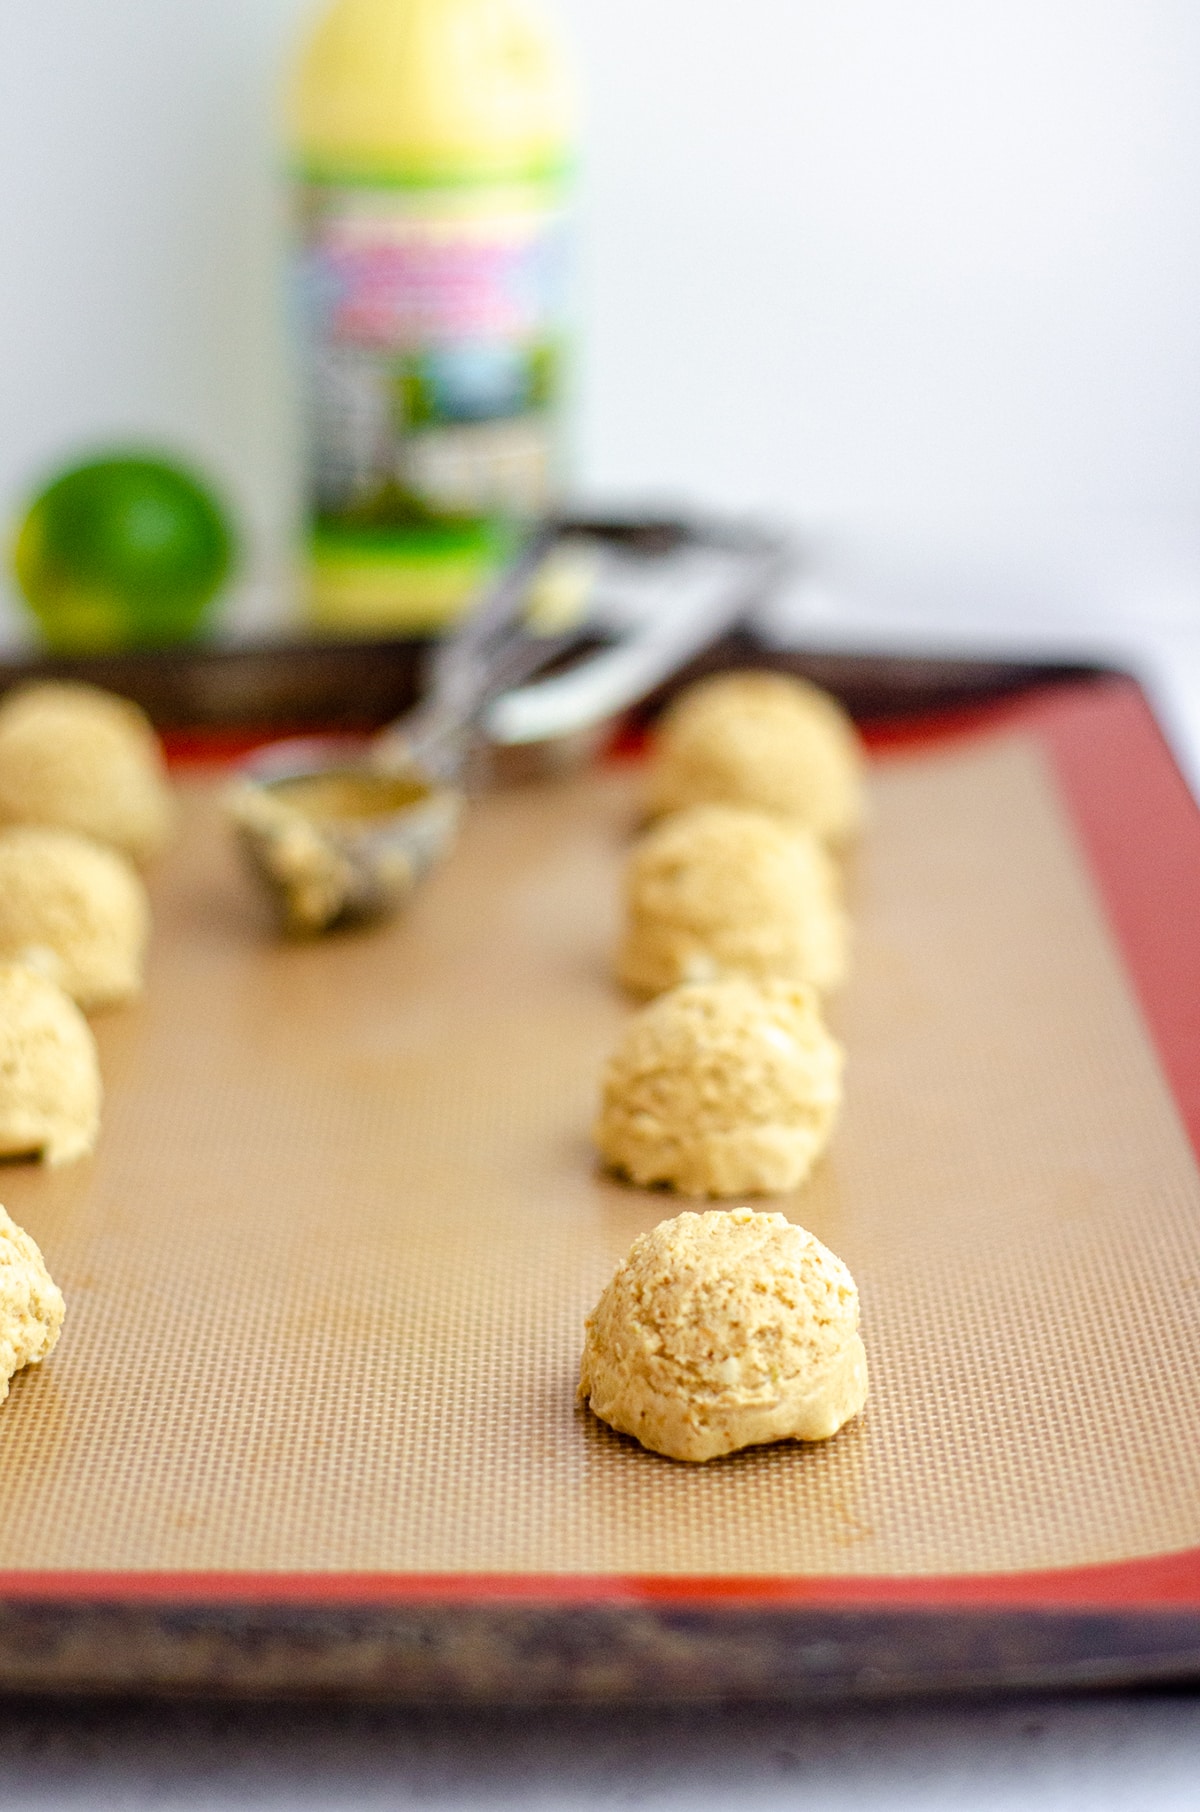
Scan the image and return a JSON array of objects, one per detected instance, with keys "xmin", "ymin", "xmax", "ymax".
[{"xmin": 0, "ymin": 532, "xmax": 1197, "ymax": 1701}]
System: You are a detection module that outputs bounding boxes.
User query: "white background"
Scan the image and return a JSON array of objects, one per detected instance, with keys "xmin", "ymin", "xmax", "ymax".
[{"xmin": 1, "ymin": 1, "xmax": 1199, "ymax": 643}]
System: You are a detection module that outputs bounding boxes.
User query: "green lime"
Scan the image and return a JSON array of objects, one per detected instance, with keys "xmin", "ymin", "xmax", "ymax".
[{"xmin": 12, "ymin": 453, "xmax": 236, "ymax": 651}]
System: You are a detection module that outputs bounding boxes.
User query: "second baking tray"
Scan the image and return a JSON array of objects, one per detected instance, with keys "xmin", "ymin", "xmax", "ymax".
[{"xmin": 1, "ymin": 660, "xmax": 1199, "ymax": 1698}]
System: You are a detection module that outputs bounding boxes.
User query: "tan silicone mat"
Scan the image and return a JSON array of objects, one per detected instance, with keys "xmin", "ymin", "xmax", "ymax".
[{"xmin": 2, "ymin": 733, "xmax": 1200, "ymax": 1578}]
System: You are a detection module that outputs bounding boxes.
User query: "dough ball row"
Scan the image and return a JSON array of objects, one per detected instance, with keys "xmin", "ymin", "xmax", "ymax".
[
  {"xmin": 582, "ymin": 670, "xmax": 870, "ymax": 1462},
  {"xmin": 0, "ymin": 681, "xmax": 171, "ymax": 1167},
  {"xmin": 601, "ymin": 669, "xmax": 863, "ymax": 1199},
  {"xmin": 0, "ymin": 680, "xmax": 175, "ymax": 1408}
]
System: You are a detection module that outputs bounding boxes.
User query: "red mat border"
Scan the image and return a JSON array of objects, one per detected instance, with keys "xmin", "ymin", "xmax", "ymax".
[{"xmin": 7, "ymin": 674, "xmax": 1200, "ymax": 1614}]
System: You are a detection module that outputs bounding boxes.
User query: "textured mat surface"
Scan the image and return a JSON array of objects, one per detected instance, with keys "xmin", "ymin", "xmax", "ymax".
[{"xmin": 1, "ymin": 735, "xmax": 1197, "ymax": 1576}]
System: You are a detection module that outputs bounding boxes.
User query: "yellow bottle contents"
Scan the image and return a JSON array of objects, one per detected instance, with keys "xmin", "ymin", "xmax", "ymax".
[{"xmin": 287, "ymin": 0, "xmax": 577, "ymax": 635}]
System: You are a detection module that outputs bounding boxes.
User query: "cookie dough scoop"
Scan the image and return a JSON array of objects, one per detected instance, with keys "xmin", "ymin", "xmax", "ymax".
[
  {"xmin": 230, "ymin": 522, "xmax": 789, "ymax": 934},
  {"xmin": 0, "ymin": 963, "xmax": 102, "ymax": 1166},
  {"xmin": 617, "ymin": 803, "xmax": 849, "ymax": 999},
  {"xmin": 595, "ymin": 977, "xmax": 844, "ymax": 1198},
  {"xmin": 0, "ymin": 1204, "xmax": 65, "ymax": 1407},
  {"xmin": 580, "ymin": 1207, "xmax": 867, "ymax": 1461}
]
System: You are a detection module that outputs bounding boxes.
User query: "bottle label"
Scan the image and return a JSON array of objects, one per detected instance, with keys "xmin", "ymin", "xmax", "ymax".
[{"xmin": 295, "ymin": 177, "xmax": 570, "ymax": 531}]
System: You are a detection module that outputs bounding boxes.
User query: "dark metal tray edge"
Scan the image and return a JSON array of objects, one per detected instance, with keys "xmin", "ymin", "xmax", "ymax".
[{"xmin": 3, "ymin": 1598, "xmax": 1199, "ymax": 1703}]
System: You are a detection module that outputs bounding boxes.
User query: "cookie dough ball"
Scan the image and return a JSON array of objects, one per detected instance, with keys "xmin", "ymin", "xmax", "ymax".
[
  {"xmin": 0, "ymin": 1205, "xmax": 65, "ymax": 1407},
  {"xmin": 647, "ymin": 670, "xmax": 866, "ymax": 846},
  {"xmin": 0, "ymin": 963, "xmax": 101, "ymax": 1166},
  {"xmin": 579, "ymin": 1207, "xmax": 867, "ymax": 1461},
  {"xmin": 0, "ymin": 681, "xmax": 175, "ymax": 864},
  {"xmin": 617, "ymin": 804, "xmax": 849, "ymax": 999},
  {"xmin": 0, "ymin": 827, "xmax": 149, "ymax": 1009},
  {"xmin": 595, "ymin": 977, "xmax": 844, "ymax": 1197}
]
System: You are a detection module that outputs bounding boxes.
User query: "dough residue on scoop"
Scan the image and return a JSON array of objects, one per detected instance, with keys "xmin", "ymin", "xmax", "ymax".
[
  {"xmin": 617, "ymin": 803, "xmax": 849, "ymax": 999},
  {"xmin": 646, "ymin": 669, "xmax": 866, "ymax": 847},
  {"xmin": 0, "ymin": 962, "xmax": 102, "ymax": 1165},
  {"xmin": 579, "ymin": 1207, "xmax": 867, "ymax": 1461},
  {"xmin": 595, "ymin": 977, "xmax": 844, "ymax": 1198},
  {"xmin": 0, "ymin": 1204, "xmax": 65, "ymax": 1407},
  {"xmin": 0, "ymin": 680, "xmax": 175, "ymax": 864},
  {"xmin": 0, "ymin": 826, "xmax": 149, "ymax": 1008}
]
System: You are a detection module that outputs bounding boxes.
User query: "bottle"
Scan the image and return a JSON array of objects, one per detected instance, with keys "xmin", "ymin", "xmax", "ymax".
[{"xmin": 287, "ymin": 0, "xmax": 576, "ymax": 634}]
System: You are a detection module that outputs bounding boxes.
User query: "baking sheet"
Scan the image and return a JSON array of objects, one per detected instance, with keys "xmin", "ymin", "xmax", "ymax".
[{"xmin": 1, "ymin": 729, "xmax": 1199, "ymax": 1580}]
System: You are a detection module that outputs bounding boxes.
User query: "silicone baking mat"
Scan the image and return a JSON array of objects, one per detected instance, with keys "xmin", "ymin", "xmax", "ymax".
[{"xmin": 2, "ymin": 673, "xmax": 1200, "ymax": 1595}]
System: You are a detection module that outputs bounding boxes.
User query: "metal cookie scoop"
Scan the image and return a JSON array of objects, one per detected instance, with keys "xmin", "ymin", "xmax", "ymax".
[
  {"xmin": 226, "ymin": 762, "xmax": 462, "ymax": 936},
  {"xmin": 228, "ymin": 518, "xmax": 788, "ymax": 935}
]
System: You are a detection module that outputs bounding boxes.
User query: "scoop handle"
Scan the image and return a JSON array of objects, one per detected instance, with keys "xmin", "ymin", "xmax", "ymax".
[
  {"xmin": 483, "ymin": 526, "xmax": 790, "ymax": 748},
  {"xmin": 372, "ymin": 522, "xmax": 563, "ymax": 776}
]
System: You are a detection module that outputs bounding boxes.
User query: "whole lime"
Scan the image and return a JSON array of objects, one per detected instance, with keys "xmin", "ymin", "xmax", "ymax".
[{"xmin": 12, "ymin": 453, "xmax": 235, "ymax": 651}]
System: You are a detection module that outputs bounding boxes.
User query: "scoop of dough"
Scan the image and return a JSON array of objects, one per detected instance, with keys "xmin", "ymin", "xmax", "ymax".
[
  {"xmin": 617, "ymin": 803, "xmax": 849, "ymax": 999},
  {"xmin": 579, "ymin": 1207, "xmax": 867, "ymax": 1461},
  {"xmin": 595, "ymin": 977, "xmax": 844, "ymax": 1197},
  {"xmin": 0, "ymin": 827, "xmax": 149, "ymax": 1009},
  {"xmin": 0, "ymin": 1204, "xmax": 65, "ymax": 1407},
  {"xmin": 0, "ymin": 963, "xmax": 102, "ymax": 1165},
  {"xmin": 647, "ymin": 670, "xmax": 865, "ymax": 846},
  {"xmin": 0, "ymin": 681, "xmax": 175, "ymax": 864}
]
